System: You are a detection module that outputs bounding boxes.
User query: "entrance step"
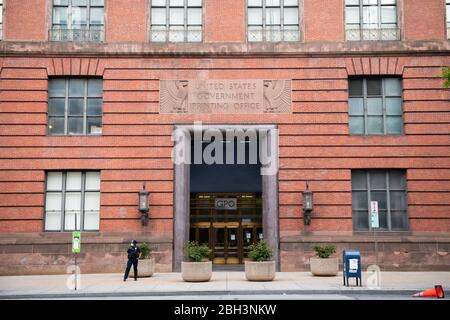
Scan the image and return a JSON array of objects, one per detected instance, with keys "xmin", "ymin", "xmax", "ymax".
[{"xmin": 213, "ymin": 264, "xmax": 244, "ymax": 272}]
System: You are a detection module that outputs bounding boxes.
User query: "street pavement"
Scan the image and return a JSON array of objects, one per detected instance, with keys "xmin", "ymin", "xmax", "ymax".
[
  {"xmin": 0, "ymin": 271, "xmax": 449, "ymax": 299},
  {"xmin": 22, "ymin": 294, "xmax": 421, "ymax": 300}
]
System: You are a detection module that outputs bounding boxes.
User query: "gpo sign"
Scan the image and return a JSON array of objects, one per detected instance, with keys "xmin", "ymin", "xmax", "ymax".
[{"xmin": 215, "ymin": 198, "xmax": 237, "ymax": 210}]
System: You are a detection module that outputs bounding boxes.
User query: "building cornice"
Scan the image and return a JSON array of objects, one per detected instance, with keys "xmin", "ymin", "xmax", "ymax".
[{"xmin": 1, "ymin": 40, "xmax": 450, "ymax": 58}]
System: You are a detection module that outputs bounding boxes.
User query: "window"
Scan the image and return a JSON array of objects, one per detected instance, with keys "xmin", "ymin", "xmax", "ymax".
[
  {"xmin": 45, "ymin": 171, "xmax": 100, "ymax": 231},
  {"xmin": 51, "ymin": 0, "xmax": 104, "ymax": 42},
  {"xmin": 247, "ymin": 0, "xmax": 299, "ymax": 42},
  {"xmin": 352, "ymin": 170, "xmax": 408, "ymax": 231},
  {"xmin": 48, "ymin": 78, "xmax": 103, "ymax": 135},
  {"xmin": 151, "ymin": 0, "xmax": 202, "ymax": 42},
  {"xmin": 447, "ymin": 0, "xmax": 450, "ymax": 39},
  {"xmin": 0, "ymin": 0, "xmax": 3, "ymax": 40},
  {"xmin": 345, "ymin": 0, "xmax": 399, "ymax": 41},
  {"xmin": 349, "ymin": 77, "xmax": 403, "ymax": 135}
]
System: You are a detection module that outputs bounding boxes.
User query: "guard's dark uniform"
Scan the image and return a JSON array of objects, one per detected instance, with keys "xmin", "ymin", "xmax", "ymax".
[{"xmin": 123, "ymin": 240, "xmax": 141, "ymax": 281}]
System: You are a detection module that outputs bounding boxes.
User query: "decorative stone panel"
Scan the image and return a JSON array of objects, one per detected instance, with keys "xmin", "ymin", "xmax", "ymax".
[{"xmin": 160, "ymin": 80, "xmax": 291, "ymax": 114}]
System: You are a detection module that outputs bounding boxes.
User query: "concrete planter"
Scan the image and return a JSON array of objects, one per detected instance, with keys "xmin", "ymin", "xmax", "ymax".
[
  {"xmin": 181, "ymin": 261, "xmax": 212, "ymax": 282},
  {"xmin": 131, "ymin": 258, "xmax": 155, "ymax": 278},
  {"xmin": 245, "ymin": 261, "xmax": 276, "ymax": 281},
  {"xmin": 310, "ymin": 257, "xmax": 339, "ymax": 276}
]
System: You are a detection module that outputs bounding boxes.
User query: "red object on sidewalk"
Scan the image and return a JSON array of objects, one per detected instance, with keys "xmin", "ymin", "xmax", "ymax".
[{"xmin": 412, "ymin": 285, "xmax": 445, "ymax": 298}]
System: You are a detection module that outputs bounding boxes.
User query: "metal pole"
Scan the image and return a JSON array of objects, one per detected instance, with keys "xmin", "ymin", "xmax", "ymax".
[
  {"xmin": 75, "ymin": 253, "xmax": 77, "ymax": 291},
  {"xmin": 371, "ymin": 201, "xmax": 379, "ymax": 267},
  {"xmin": 74, "ymin": 213, "xmax": 77, "ymax": 291},
  {"xmin": 374, "ymin": 228, "xmax": 379, "ymax": 266}
]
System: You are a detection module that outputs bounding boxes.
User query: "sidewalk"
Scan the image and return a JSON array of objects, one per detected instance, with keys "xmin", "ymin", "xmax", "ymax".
[{"xmin": 1, "ymin": 272, "xmax": 449, "ymax": 299}]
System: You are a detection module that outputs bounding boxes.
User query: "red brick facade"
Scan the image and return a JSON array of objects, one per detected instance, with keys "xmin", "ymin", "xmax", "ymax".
[{"xmin": 0, "ymin": 0, "xmax": 449, "ymax": 274}]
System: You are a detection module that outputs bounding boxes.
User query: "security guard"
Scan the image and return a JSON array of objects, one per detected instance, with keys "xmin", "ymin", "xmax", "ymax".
[{"xmin": 123, "ymin": 240, "xmax": 141, "ymax": 281}]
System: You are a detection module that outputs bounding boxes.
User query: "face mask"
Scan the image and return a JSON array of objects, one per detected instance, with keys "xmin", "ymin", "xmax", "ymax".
[{"xmin": 130, "ymin": 242, "xmax": 134, "ymax": 246}]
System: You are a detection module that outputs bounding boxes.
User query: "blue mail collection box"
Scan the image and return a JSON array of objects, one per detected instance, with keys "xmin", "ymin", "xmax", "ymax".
[{"xmin": 343, "ymin": 250, "xmax": 362, "ymax": 287}]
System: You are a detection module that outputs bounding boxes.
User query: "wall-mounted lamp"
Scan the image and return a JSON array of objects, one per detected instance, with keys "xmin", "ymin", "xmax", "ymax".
[
  {"xmin": 303, "ymin": 181, "xmax": 313, "ymax": 225},
  {"xmin": 139, "ymin": 182, "xmax": 150, "ymax": 226}
]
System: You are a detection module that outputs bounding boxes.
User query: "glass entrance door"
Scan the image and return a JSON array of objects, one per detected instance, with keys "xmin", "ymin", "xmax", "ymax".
[
  {"xmin": 226, "ymin": 226, "xmax": 239, "ymax": 264},
  {"xmin": 211, "ymin": 223, "xmax": 239, "ymax": 264},
  {"xmin": 212, "ymin": 224, "xmax": 225, "ymax": 264},
  {"xmin": 242, "ymin": 223, "xmax": 264, "ymax": 262},
  {"xmin": 190, "ymin": 193, "xmax": 263, "ymax": 265}
]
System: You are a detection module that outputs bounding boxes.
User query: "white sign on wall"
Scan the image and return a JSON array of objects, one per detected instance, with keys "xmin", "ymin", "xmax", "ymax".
[{"xmin": 370, "ymin": 201, "xmax": 379, "ymax": 229}]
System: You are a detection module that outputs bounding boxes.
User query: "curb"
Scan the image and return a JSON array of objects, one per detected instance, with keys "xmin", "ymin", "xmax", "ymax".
[{"xmin": 0, "ymin": 289, "xmax": 421, "ymax": 299}]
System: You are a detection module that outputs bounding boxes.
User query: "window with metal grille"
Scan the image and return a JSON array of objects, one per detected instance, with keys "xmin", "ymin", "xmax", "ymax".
[
  {"xmin": 446, "ymin": 0, "xmax": 450, "ymax": 39},
  {"xmin": 349, "ymin": 77, "xmax": 403, "ymax": 135},
  {"xmin": 345, "ymin": 0, "xmax": 399, "ymax": 41},
  {"xmin": 51, "ymin": 0, "xmax": 104, "ymax": 42},
  {"xmin": 48, "ymin": 78, "xmax": 103, "ymax": 136},
  {"xmin": 352, "ymin": 170, "xmax": 408, "ymax": 231},
  {"xmin": 151, "ymin": 0, "xmax": 202, "ymax": 42},
  {"xmin": 45, "ymin": 171, "xmax": 100, "ymax": 231},
  {"xmin": 247, "ymin": 0, "xmax": 299, "ymax": 42}
]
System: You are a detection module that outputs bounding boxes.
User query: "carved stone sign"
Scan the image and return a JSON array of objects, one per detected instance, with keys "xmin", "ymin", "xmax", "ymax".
[
  {"xmin": 189, "ymin": 80, "xmax": 264, "ymax": 114},
  {"xmin": 215, "ymin": 198, "xmax": 237, "ymax": 210},
  {"xmin": 160, "ymin": 80, "xmax": 291, "ymax": 114}
]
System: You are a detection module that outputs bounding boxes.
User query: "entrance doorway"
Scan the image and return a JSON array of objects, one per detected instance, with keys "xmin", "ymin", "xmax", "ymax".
[
  {"xmin": 190, "ymin": 193, "xmax": 262, "ymax": 264},
  {"xmin": 173, "ymin": 124, "xmax": 279, "ymax": 272}
]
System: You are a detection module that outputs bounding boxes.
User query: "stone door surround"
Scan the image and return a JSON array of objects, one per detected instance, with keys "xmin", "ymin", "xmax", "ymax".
[{"xmin": 173, "ymin": 124, "xmax": 279, "ymax": 271}]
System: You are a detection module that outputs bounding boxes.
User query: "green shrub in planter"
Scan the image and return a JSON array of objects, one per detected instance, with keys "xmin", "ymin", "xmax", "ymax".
[
  {"xmin": 139, "ymin": 242, "xmax": 152, "ymax": 260},
  {"xmin": 184, "ymin": 241, "xmax": 211, "ymax": 262},
  {"xmin": 312, "ymin": 244, "xmax": 336, "ymax": 259},
  {"xmin": 248, "ymin": 240, "xmax": 273, "ymax": 262}
]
